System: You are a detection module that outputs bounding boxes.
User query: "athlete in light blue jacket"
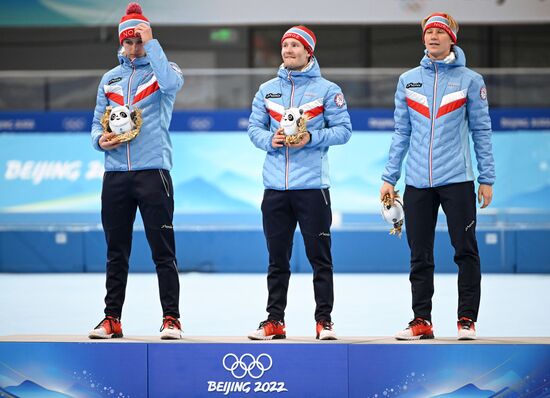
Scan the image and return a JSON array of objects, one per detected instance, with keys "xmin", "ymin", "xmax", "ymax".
[
  {"xmin": 380, "ymin": 13, "xmax": 495, "ymax": 341},
  {"xmin": 90, "ymin": 27, "xmax": 183, "ymax": 170},
  {"xmin": 248, "ymin": 49, "xmax": 352, "ymax": 189},
  {"xmin": 248, "ymin": 26, "xmax": 351, "ymax": 341},
  {"xmin": 89, "ymin": 3, "xmax": 183, "ymax": 341}
]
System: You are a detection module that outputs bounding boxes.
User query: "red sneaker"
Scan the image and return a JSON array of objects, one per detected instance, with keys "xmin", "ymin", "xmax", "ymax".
[
  {"xmin": 316, "ymin": 320, "xmax": 337, "ymax": 340},
  {"xmin": 395, "ymin": 317, "xmax": 434, "ymax": 340},
  {"xmin": 457, "ymin": 317, "xmax": 476, "ymax": 340},
  {"xmin": 160, "ymin": 316, "xmax": 183, "ymax": 340},
  {"xmin": 88, "ymin": 316, "xmax": 123, "ymax": 339},
  {"xmin": 248, "ymin": 319, "xmax": 286, "ymax": 340}
]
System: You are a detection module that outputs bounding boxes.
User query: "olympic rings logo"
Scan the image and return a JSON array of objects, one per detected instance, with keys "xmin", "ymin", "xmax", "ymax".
[{"xmin": 222, "ymin": 353, "xmax": 273, "ymax": 379}]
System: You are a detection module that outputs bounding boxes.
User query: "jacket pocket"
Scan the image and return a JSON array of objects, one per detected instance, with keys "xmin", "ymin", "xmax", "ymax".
[
  {"xmin": 158, "ymin": 169, "xmax": 170, "ymax": 197},
  {"xmin": 320, "ymin": 188, "xmax": 329, "ymax": 206}
]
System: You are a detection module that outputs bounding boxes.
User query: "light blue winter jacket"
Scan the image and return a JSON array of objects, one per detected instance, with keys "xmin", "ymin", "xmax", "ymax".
[
  {"xmin": 248, "ymin": 59, "xmax": 352, "ymax": 190},
  {"xmin": 382, "ymin": 46, "xmax": 495, "ymax": 188},
  {"xmin": 91, "ymin": 39, "xmax": 183, "ymax": 171}
]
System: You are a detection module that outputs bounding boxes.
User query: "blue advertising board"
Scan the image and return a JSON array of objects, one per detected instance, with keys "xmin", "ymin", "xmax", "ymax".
[
  {"xmin": 1, "ymin": 131, "xmax": 549, "ymax": 215},
  {"xmin": 1, "ymin": 108, "xmax": 549, "ymax": 133}
]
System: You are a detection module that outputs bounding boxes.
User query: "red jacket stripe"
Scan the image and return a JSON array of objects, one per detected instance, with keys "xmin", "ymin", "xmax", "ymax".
[
  {"xmin": 106, "ymin": 92, "xmax": 124, "ymax": 106},
  {"xmin": 436, "ymin": 98, "xmax": 467, "ymax": 118},
  {"xmin": 406, "ymin": 98, "xmax": 430, "ymax": 119},
  {"xmin": 133, "ymin": 81, "xmax": 160, "ymax": 104},
  {"xmin": 268, "ymin": 109, "xmax": 283, "ymax": 122},
  {"xmin": 304, "ymin": 105, "xmax": 324, "ymax": 120}
]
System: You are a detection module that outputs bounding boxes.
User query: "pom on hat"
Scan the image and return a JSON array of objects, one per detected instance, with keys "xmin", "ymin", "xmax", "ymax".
[
  {"xmin": 281, "ymin": 26, "xmax": 317, "ymax": 55},
  {"xmin": 125, "ymin": 2, "xmax": 142, "ymax": 15},
  {"xmin": 118, "ymin": 2, "xmax": 150, "ymax": 44}
]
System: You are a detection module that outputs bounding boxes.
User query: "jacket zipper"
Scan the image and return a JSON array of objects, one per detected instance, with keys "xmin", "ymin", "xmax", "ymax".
[
  {"xmin": 428, "ymin": 62, "xmax": 438, "ymax": 187},
  {"xmin": 285, "ymin": 71, "xmax": 295, "ymax": 190},
  {"xmin": 126, "ymin": 61, "xmax": 137, "ymax": 171}
]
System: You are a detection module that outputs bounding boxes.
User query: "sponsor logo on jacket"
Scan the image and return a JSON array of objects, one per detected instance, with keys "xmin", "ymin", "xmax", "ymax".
[{"xmin": 108, "ymin": 77, "xmax": 123, "ymax": 85}]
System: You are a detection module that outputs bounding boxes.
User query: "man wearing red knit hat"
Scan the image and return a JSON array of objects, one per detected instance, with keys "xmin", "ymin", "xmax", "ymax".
[
  {"xmin": 380, "ymin": 12, "xmax": 495, "ymax": 341},
  {"xmin": 248, "ymin": 26, "xmax": 352, "ymax": 340},
  {"xmin": 89, "ymin": 3, "xmax": 184, "ymax": 340}
]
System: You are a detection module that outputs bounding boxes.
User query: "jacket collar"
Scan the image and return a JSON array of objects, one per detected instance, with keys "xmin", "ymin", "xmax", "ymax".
[
  {"xmin": 420, "ymin": 45, "xmax": 466, "ymax": 70},
  {"xmin": 278, "ymin": 57, "xmax": 322, "ymax": 83},
  {"xmin": 118, "ymin": 49, "xmax": 150, "ymax": 68}
]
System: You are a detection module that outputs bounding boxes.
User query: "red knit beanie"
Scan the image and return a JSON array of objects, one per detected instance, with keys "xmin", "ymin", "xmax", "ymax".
[
  {"xmin": 118, "ymin": 3, "xmax": 150, "ymax": 44},
  {"xmin": 281, "ymin": 26, "xmax": 317, "ymax": 55},
  {"xmin": 422, "ymin": 13, "xmax": 458, "ymax": 43}
]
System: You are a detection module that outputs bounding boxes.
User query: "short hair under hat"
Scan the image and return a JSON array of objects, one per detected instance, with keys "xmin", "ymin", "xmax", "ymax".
[
  {"xmin": 118, "ymin": 3, "xmax": 150, "ymax": 44},
  {"xmin": 281, "ymin": 26, "xmax": 317, "ymax": 55}
]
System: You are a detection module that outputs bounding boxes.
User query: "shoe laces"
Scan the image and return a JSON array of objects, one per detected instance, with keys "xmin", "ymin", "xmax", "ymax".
[
  {"xmin": 95, "ymin": 315, "xmax": 119, "ymax": 330},
  {"xmin": 259, "ymin": 319, "xmax": 283, "ymax": 328},
  {"xmin": 160, "ymin": 316, "xmax": 181, "ymax": 332},
  {"xmin": 317, "ymin": 320, "xmax": 334, "ymax": 330},
  {"xmin": 458, "ymin": 317, "xmax": 474, "ymax": 330},
  {"xmin": 407, "ymin": 317, "xmax": 430, "ymax": 328}
]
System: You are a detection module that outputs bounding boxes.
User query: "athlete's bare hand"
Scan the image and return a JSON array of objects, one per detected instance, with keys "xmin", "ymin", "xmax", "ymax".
[
  {"xmin": 99, "ymin": 133, "xmax": 122, "ymax": 150},
  {"xmin": 271, "ymin": 128, "xmax": 286, "ymax": 148},
  {"xmin": 134, "ymin": 23, "xmax": 153, "ymax": 43},
  {"xmin": 380, "ymin": 181, "xmax": 396, "ymax": 204},
  {"xmin": 478, "ymin": 184, "xmax": 493, "ymax": 209}
]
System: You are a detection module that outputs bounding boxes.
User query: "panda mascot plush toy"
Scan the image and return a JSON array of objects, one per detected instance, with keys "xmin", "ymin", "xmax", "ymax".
[
  {"xmin": 108, "ymin": 105, "xmax": 135, "ymax": 134},
  {"xmin": 280, "ymin": 107, "xmax": 308, "ymax": 145},
  {"xmin": 381, "ymin": 192, "xmax": 404, "ymax": 237},
  {"xmin": 101, "ymin": 105, "xmax": 143, "ymax": 143}
]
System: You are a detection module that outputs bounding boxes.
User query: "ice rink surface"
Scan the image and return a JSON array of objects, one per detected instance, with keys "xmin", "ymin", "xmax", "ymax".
[{"xmin": 1, "ymin": 273, "xmax": 549, "ymax": 339}]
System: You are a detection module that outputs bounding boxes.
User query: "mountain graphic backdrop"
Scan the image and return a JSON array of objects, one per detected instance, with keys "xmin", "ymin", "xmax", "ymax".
[
  {"xmin": 4, "ymin": 380, "xmax": 73, "ymax": 398},
  {"xmin": 1, "ymin": 132, "xmax": 550, "ymax": 215},
  {"xmin": 0, "ymin": 385, "xmax": 18, "ymax": 398},
  {"xmin": 174, "ymin": 177, "xmax": 256, "ymax": 212},
  {"xmin": 432, "ymin": 383, "xmax": 495, "ymax": 398}
]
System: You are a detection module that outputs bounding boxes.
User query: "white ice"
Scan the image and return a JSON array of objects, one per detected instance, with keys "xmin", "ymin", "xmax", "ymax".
[{"xmin": 0, "ymin": 273, "xmax": 548, "ymax": 338}]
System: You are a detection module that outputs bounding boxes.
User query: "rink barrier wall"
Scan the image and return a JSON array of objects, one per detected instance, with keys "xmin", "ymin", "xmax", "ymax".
[
  {"xmin": 0, "ymin": 108, "xmax": 549, "ymax": 132},
  {"xmin": 0, "ymin": 227, "xmax": 548, "ymax": 273}
]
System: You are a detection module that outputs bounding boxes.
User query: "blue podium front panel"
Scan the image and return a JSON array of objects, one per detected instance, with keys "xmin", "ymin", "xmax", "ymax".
[
  {"xmin": 0, "ymin": 342, "xmax": 147, "ymax": 398},
  {"xmin": 348, "ymin": 344, "xmax": 550, "ymax": 398},
  {"xmin": 148, "ymin": 343, "xmax": 349, "ymax": 398}
]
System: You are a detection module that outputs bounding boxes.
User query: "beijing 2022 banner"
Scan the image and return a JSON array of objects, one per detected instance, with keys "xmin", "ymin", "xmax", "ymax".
[{"xmin": 0, "ymin": 132, "xmax": 549, "ymax": 217}]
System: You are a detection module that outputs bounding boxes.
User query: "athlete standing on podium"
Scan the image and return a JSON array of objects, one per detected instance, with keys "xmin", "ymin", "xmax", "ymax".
[
  {"xmin": 247, "ymin": 26, "xmax": 352, "ymax": 340},
  {"xmin": 89, "ymin": 3, "xmax": 184, "ymax": 340},
  {"xmin": 380, "ymin": 13, "xmax": 495, "ymax": 340}
]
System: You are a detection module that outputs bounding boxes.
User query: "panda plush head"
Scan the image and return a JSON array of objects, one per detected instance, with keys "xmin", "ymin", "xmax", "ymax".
[
  {"xmin": 280, "ymin": 107, "xmax": 304, "ymax": 136},
  {"xmin": 381, "ymin": 197, "xmax": 404, "ymax": 226},
  {"xmin": 109, "ymin": 105, "xmax": 135, "ymax": 134}
]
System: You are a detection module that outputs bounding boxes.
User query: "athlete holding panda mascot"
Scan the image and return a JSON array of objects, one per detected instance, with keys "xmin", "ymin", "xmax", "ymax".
[
  {"xmin": 248, "ymin": 26, "xmax": 352, "ymax": 340},
  {"xmin": 89, "ymin": 3, "xmax": 184, "ymax": 340}
]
